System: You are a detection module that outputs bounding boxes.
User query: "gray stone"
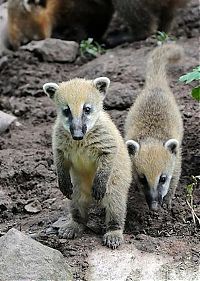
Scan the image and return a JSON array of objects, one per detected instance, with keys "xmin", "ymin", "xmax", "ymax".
[
  {"xmin": 104, "ymin": 82, "xmax": 137, "ymax": 109},
  {"xmin": 21, "ymin": 38, "xmax": 79, "ymax": 62},
  {"xmin": 0, "ymin": 111, "xmax": 18, "ymax": 133},
  {"xmin": 0, "ymin": 228, "xmax": 73, "ymax": 281}
]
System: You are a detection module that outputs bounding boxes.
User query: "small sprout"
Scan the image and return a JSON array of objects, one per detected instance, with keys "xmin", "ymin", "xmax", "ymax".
[
  {"xmin": 179, "ymin": 66, "xmax": 200, "ymax": 101},
  {"xmin": 185, "ymin": 175, "xmax": 200, "ymax": 225},
  {"xmin": 155, "ymin": 31, "xmax": 176, "ymax": 45},
  {"xmin": 80, "ymin": 38, "xmax": 105, "ymax": 58}
]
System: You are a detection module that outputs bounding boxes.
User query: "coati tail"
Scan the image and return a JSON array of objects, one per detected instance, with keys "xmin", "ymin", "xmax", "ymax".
[{"xmin": 145, "ymin": 43, "xmax": 184, "ymax": 87}]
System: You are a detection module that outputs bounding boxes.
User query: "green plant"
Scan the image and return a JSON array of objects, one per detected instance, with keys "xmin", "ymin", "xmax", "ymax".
[
  {"xmin": 179, "ymin": 66, "xmax": 200, "ymax": 101},
  {"xmin": 80, "ymin": 38, "xmax": 105, "ymax": 58},
  {"xmin": 155, "ymin": 31, "xmax": 175, "ymax": 44},
  {"xmin": 185, "ymin": 175, "xmax": 200, "ymax": 225}
]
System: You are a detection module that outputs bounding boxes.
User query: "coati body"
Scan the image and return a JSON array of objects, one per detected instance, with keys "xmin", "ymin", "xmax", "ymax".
[
  {"xmin": 112, "ymin": 0, "xmax": 188, "ymax": 41},
  {"xmin": 125, "ymin": 44, "xmax": 184, "ymax": 210},
  {"xmin": 43, "ymin": 77, "xmax": 132, "ymax": 249},
  {"xmin": 7, "ymin": 0, "xmax": 113, "ymax": 50}
]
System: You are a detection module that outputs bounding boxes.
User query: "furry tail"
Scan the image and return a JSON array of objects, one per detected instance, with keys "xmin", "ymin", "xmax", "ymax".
[{"xmin": 145, "ymin": 43, "xmax": 184, "ymax": 88}]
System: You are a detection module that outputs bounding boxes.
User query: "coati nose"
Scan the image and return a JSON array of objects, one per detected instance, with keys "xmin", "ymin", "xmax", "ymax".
[
  {"xmin": 72, "ymin": 130, "xmax": 84, "ymax": 141},
  {"xmin": 149, "ymin": 201, "xmax": 158, "ymax": 211}
]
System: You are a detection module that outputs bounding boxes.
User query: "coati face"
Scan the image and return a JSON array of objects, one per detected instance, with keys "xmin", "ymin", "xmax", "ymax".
[
  {"xmin": 7, "ymin": 0, "xmax": 50, "ymax": 50},
  {"xmin": 43, "ymin": 77, "xmax": 110, "ymax": 140},
  {"xmin": 126, "ymin": 139, "xmax": 179, "ymax": 210}
]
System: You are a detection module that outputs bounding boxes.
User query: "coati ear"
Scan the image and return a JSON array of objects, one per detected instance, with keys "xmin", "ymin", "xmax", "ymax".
[
  {"xmin": 126, "ymin": 140, "xmax": 140, "ymax": 156},
  {"xmin": 43, "ymin": 82, "xmax": 59, "ymax": 99},
  {"xmin": 164, "ymin": 139, "xmax": 179, "ymax": 154},
  {"xmin": 23, "ymin": 0, "xmax": 46, "ymax": 11},
  {"xmin": 93, "ymin": 77, "xmax": 110, "ymax": 95}
]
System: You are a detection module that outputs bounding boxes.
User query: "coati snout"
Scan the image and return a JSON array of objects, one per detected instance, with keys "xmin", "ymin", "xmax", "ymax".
[{"xmin": 62, "ymin": 107, "xmax": 89, "ymax": 140}]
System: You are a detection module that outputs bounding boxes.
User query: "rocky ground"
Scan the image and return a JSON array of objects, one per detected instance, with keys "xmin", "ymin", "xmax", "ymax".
[{"xmin": 0, "ymin": 0, "xmax": 199, "ymax": 280}]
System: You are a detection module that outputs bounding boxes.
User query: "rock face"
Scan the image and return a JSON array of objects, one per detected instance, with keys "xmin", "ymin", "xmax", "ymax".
[
  {"xmin": 0, "ymin": 228, "xmax": 72, "ymax": 281},
  {"xmin": 21, "ymin": 38, "xmax": 79, "ymax": 62}
]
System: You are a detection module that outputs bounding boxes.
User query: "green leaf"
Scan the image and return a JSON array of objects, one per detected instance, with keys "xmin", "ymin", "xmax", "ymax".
[
  {"xmin": 179, "ymin": 70, "xmax": 200, "ymax": 83},
  {"xmin": 191, "ymin": 87, "xmax": 200, "ymax": 101}
]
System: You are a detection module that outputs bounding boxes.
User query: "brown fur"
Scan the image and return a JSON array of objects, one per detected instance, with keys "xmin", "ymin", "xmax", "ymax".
[
  {"xmin": 7, "ymin": 0, "xmax": 113, "ymax": 50},
  {"xmin": 125, "ymin": 44, "xmax": 184, "ymax": 210},
  {"xmin": 112, "ymin": 0, "xmax": 189, "ymax": 40},
  {"xmin": 44, "ymin": 78, "xmax": 132, "ymax": 249}
]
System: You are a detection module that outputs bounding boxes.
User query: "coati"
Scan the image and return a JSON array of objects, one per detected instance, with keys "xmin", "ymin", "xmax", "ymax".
[
  {"xmin": 112, "ymin": 0, "xmax": 189, "ymax": 42},
  {"xmin": 7, "ymin": 0, "xmax": 113, "ymax": 50},
  {"xmin": 125, "ymin": 44, "xmax": 184, "ymax": 210},
  {"xmin": 43, "ymin": 77, "xmax": 132, "ymax": 249}
]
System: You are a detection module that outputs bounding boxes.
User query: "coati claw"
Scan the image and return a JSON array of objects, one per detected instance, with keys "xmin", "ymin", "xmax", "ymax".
[
  {"xmin": 58, "ymin": 221, "xmax": 84, "ymax": 239},
  {"xmin": 103, "ymin": 230, "xmax": 123, "ymax": 249}
]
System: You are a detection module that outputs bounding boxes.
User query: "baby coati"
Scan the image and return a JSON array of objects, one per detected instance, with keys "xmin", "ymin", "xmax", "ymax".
[
  {"xmin": 43, "ymin": 77, "xmax": 132, "ymax": 249},
  {"xmin": 112, "ymin": 0, "xmax": 189, "ymax": 42},
  {"xmin": 7, "ymin": 0, "xmax": 113, "ymax": 50},
  {"xmin": 125, "ymin": 43, "xmax": 184, "ymax": 211}
]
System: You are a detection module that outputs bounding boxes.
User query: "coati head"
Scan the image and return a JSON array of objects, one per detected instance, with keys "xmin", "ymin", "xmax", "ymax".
[
  {"xmin": 7, "ymin": 0, "xmax": 50, "ymax": 50},
  {"xmin": 43, "ymin": 77, "xmax": 110, "ymax": 140},
  {"xmin": 126, "ymin": 139, "xmax": 179, "ymax": 210}
]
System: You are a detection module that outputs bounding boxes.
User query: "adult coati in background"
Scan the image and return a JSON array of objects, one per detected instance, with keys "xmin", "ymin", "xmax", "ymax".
[
  {"xmin": 111, "ymin": 0, "xmax": 189, "ymax": 44},
  {"xmin": 7, "ymin": 0, "xmax": 113, "ymax": 50}
]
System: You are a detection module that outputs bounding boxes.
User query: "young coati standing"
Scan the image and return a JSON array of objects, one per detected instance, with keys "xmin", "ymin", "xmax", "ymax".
[
  {"xmin": 112, "ymin": 0, "xmax": 189, "ymax": 42},
  {"xmin": 43, "ymin": 77, "xmax": 132, "ymax": 249},
  {"xmin": 125, "ymin": 44, "xmax": 184, "ymax": 211},
  {"xmin": 7, "ymin": 0, "xmax": 113, "ymax": 50}
]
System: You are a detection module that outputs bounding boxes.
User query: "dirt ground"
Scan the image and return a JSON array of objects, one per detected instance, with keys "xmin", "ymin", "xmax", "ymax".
[{"xmin": 0, "ymin": 1, "xmax": 199, "ymax": 280}]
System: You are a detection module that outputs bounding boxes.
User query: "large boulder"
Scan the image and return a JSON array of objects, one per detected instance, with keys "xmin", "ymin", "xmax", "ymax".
[
  {"xmin": 0, "ymin": 228, "xmax": 72, "ymax": 281},
  {"xmin": 21, "ymin": 38, "xmax": 79, "ymax": 62}
]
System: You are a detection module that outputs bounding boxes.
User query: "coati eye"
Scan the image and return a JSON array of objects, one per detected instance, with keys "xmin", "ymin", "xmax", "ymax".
[
  {"xmin": 83, "ymin": 105, "xmax": 91, "ymax": 115},
  {"xmin": 138, "ymin": 174, "xmax": 148, "ymax": 185},
  {"xmin": 62, "ymin": 107, "xmax": 70, "ymax": 117},
  {"xmin": 159, "ymin": 175, "xmax": 167, "ymax": 184}
]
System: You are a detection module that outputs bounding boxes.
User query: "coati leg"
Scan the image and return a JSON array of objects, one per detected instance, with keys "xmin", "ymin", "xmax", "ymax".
[
  {"xmin": 102, "ymin": 189, "xmax": 127, "ymax": 249},
  {"xmin": 54, "ymin": 149, "xmax": 73, "ymax": 199},
  {"xmin": 59, "ymin": 194, "xmax": 89, "ymax": 239},
  {"xmin": 103, "ymin": 194, "xmax": 127, "ymax": 249}
]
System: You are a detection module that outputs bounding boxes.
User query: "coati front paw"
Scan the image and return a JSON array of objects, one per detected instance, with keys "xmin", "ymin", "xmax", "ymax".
[
  {"xmin": 64, "ymin": 188, "xmax": 73, "ymax": 200},
  {"xmin": 58, "ymin": 220, "xmax": 84, "ymax": 239},
  {"xmin": 162, "ymin": 194, "xmax": 172, "ymax": 210},
  {"xmin": 103, "ymin": 230, "xmax": 123, "ymax": 249}
]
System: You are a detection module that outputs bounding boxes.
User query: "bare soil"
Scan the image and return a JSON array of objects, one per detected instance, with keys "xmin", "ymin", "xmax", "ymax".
[{"xmin": 0, "ymin": 1, "xmax": 199, "ymax": 280}]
